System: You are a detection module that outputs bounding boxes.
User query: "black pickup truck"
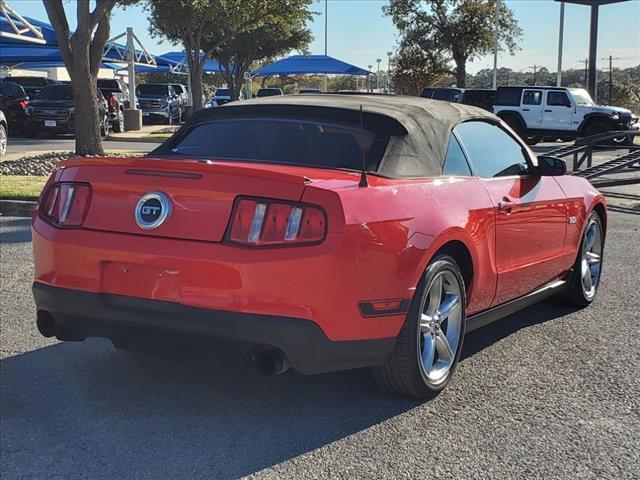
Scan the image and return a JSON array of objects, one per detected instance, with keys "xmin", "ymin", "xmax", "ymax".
[
  {"xmin": 97, "ymin": 78, "xmax": 137, "ymax": 133},
  {"xmin": 24, "ymin": 84, "xmax": 108, "ymax": 137},
  {"xmin": 136, "ymin": 83, "xmax": 182, "ymax": 124},
  {"xmin": 3, "ymin": 76, "xmax": 57, "ymax": 99}
]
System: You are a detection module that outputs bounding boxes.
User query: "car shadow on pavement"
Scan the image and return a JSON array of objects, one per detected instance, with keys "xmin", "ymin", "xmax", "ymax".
[
  {"xmin": 461, "ymin": 299, "xmax": 574, "ymax": 360},
  {"xmin": 0, "ymin": 339, "xmax": 422, "ymax": 479}
]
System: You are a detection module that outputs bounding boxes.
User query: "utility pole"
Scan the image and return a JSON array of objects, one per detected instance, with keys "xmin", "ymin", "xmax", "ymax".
[
  {"xmin": 583, "ymin": 58, "xmax": 589, "ymax": 90},
  {"xmin": 368, "ymin": 65, "xmax": 373, "ymax": 92},
  {"xmin": 492, "ymin": 0, "xmax": 499, "ymax": 89},
  {"xmin": 386, "ymin": 51, "xmax": 393, "ymax": 93},
  {"xmin": 323, "ymin": 0, "xmax": 328, "ymax": 93},
  {"xmin": 601, "ymin": 55, "xmax": 621, "ymax": 105},
  {"xmin": 557, "ymin": 1, "xmax": 565, "ymax": 86},
  {"xmin": 376, "ymin": 58, "xmax": 381, "ymax": 92},
  {"xmin": 529, "ymin": 65, "xmax": 537, "ymax": 85}
]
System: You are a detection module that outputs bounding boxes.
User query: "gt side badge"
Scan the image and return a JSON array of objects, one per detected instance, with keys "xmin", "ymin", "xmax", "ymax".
[
  {"xmin": 568, "ymin": 216, "xmax": 577, "ymax": 224},
  {"xmin": 135, "ymin": 191, "xmax": 172, "ymax": 229}
]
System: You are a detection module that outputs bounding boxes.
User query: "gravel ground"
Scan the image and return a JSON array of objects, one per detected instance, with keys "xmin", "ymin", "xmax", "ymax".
[{"xmin": 1, "ymin": 185, "xmax": 639, "ymax": 480}]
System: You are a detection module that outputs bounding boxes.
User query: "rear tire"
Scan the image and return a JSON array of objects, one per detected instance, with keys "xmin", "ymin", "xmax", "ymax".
[
  {"xmin": 371, "ymin": 254, "xmax": 467, "ymax": 398},
  {"xmin": 564, "ymin": 212, "xmax": 604, "ymax": 308}
]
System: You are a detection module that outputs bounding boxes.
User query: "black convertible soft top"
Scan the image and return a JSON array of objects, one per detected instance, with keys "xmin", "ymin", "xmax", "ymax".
[{"xmin": 166, "ymin": 94, "xmax": 497, "ymax": 178}]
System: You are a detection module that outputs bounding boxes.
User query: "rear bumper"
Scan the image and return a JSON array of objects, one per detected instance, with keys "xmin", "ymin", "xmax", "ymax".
[{"xmin": 33, "ymin": 282, "xmax": 396, "ymax": 375}]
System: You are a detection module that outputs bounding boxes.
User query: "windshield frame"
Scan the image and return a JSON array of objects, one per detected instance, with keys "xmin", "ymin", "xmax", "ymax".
[{"xmin": 569, "ymin": 88, "xmax": 595, "ymax": 106}]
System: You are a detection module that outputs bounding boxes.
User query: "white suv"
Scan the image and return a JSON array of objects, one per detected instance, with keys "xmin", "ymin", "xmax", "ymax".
[{"xmin": 492, "ymin": 86, "xmax": 638, "ymax": 145}]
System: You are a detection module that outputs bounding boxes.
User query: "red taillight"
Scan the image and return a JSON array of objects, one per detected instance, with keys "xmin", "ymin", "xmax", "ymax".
[
  {"xmin": 19, "ymin": 100, "xmax": 28, "ymax": 110},
  {"xmin": 39, "ymin": 182, "xmax": 92, "ymax": 228},
  {"xmin": 108, "ymin": 93, "xmax": 117, "ymax": 111},
  {"xmin": 226, "ymin": 197, "xmax": 326, "ymax": 247}
]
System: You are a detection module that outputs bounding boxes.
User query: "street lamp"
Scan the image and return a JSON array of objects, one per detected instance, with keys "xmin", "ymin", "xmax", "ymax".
[
  {"xmin": 376, "ymin": 58, "xmax": 382, "ymax": 92},
  {"xmin": 554, "ymin": 0, "xmax": 630, "ymax": 98},
  {"xmin": 386, "ymin": 51, "xmax": 393, "ymax": 93}
]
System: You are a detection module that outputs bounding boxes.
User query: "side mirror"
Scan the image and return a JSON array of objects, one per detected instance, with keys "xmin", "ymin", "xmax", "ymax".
[{"xmin": 536, "ymin": 155, "xmax": 567, "ymax": 176}]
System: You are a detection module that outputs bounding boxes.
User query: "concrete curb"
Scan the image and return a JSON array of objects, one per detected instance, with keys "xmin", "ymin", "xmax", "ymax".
[
  {"xmin": 104, "ymin": 135, "xmax": 165, "ymax": 144},
  {"xmin": 0, "ymin": 200, "xmax": 37, "ymax": 217}
]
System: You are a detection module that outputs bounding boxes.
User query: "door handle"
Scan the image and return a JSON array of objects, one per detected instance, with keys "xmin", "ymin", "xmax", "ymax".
[
  {"xmin": 498, "ymin": 199, "xmax": 515, "ymax": 214},
  {"xmin": 522, "ymin": 108, "xmax": 530, "ymax": 111},
  {"xmin": 544, "ymin": 109, "xmax": 552, "ymax": 112}
]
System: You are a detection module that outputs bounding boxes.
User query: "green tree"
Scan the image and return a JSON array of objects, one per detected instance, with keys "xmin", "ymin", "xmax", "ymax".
[
  {"xmin": 44, "ymin": 0, "xmax": 137, "ymax": 155},
  {"xmin": 209, "ymin": 0, "xmax": 313, "ymax": 101},
  {"xmin": 146, "ymin": 0, "xmax": 268, "ymax": 110},
  {"xmin": 390, "ymin": 44, "xmax": 452, "ymax": 95},
  {"xmin": 385, "ymin": 0, "xmax": 521, "ymax": 88}
]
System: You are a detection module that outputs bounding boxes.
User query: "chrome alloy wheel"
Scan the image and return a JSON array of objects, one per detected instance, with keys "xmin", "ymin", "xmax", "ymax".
[
  {"xmin": 581, "ymin": 218, "xmax": 603, "ymax": 300},
  {"xmin": 418, "ymin": 270, "xmax": 463, "ymax": 385}
]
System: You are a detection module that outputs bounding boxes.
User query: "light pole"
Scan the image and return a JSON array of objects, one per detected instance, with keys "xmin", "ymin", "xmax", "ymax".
[
  {"xmin": 492, "ymin": 0, "xmax": 499, "ymax": 89},
  {"xmin": 386, "ymin": 51, "xmax": 393, "ymax": 93},
  {"xmin": 376, "ymin": 58, "xmax": 381, "ymax": 92},
  {"xmin": 323, "ymin": 0, "xmax": 328, "ymax": 92},
  {"xmin": 368, "ymin": 65, "xmax": 373, "ymax": 92},
  {"xmin": 557, "ymin": 1, "xmax": 565, "ymax": 86}
]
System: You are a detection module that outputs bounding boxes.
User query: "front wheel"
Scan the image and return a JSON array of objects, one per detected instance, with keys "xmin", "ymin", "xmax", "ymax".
[{"xmin": 371, "ymin": 254, "xmax": 466, "ymax": 398}]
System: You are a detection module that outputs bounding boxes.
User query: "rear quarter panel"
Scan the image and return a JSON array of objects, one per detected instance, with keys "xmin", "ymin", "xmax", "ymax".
[{"xmin": 318, "ymin": 176, "xmax": 498, "ymax": 315}]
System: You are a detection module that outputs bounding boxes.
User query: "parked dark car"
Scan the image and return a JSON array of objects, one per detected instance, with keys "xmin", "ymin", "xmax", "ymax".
[
  {"xmin": 136, "ymin": 83, "xmax": 181, "ymax": 124},
  {"xmin": 4, "ymin": 76, "xmax": 57, "ymax": 99},
  {"xmin": 460, "ymin": 89, "xmax": 496, "ymax": 111},
  {"xmin": 256, "ymin": 88, "xmax": 284, "ymax": 98},
  {"xmin": 97, "ymin": 78, "xmax": 136, "ymax": 133},
  {"xmin": 420, "ymin": 87, "xmax": 464, "ymax": 102},
  {"xmin": 0, "ymin": 80, "xmax": 28, "ymax": 131},
  {"xmin": 25, "ymin": 84, "xmax": 108, "ymax": 137}
]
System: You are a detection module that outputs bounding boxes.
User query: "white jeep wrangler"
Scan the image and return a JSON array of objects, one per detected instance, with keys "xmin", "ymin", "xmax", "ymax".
[{"xmin": 492, "ymin": 86, "xmax": 639, "ymax": 145}]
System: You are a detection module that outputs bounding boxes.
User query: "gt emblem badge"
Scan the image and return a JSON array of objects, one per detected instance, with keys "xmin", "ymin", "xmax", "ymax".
[
  {"xmin": 568, "ymin": 216, "xmax": 577, "ymax": 224},
  {"xmin": 135, "ymin": 192, "xmax": 172, "ymax": 229}
]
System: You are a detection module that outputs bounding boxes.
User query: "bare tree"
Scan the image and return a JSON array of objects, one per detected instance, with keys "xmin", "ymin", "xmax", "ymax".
[{"xmin": 44, "ymin": 1, "xmax": 132, "ymax": 155}]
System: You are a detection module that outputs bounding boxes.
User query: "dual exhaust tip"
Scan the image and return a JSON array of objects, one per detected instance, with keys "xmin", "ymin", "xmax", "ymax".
[{"xmin": 37, "ymin": 310, "xmax": 291, "ymax": 376}]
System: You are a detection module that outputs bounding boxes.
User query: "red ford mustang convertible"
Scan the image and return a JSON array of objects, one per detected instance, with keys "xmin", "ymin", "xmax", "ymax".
[{"xmin": 32, "ymin": 95, "xmax": 606, "ymax": 398}]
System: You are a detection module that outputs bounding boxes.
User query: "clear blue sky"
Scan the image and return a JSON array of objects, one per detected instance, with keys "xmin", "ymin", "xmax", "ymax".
[{"xmin": 7, "ymin": 0, "xmax": 640, "ymax": 73}]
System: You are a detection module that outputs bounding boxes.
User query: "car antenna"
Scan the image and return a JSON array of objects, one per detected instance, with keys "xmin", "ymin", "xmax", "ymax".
[{"xmin": 358, "ymin": 105, "xmax": 368, "ymax": 188}]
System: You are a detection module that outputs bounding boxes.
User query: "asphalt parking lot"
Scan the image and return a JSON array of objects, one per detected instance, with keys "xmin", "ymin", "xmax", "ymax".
[
  {"xmin": 1, "ymin": 185, "xmax": 639, "ymax": 479},
  {"xmin": 4, "ymin": 132, "xmax": 157, "ymax": 156}
]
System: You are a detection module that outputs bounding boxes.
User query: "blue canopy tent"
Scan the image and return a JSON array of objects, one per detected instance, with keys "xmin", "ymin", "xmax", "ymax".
[
  {"xmin": 132, "ymin": 52, "xmax": 224, "ymax": 74},
  {"xmin": 251, "ymin": 55, "xmax": 371, "ymax": 77}
]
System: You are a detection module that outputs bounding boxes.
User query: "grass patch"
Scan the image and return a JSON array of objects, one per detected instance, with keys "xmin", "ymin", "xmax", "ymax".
[{"xmin": 0, "ymin": 175, "xmax": 47, "ymax": 200}]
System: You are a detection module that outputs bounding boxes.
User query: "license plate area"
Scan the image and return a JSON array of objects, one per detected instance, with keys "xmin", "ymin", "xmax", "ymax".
[
  {"xmin": 101, "ymin": 262, "xmax": 180, "ymax": 302},
  {"xmin": 44, "ymin": 120, "xmax": 56, "ymax": 127}
]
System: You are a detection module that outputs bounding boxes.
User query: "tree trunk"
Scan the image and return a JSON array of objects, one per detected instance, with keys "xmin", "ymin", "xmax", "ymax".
[
  {"xmin": 454, "ymin": 56, "xmax": 467, "ymax": 88},
  {"xmin": 43, "ymin": 0, "xmax": 113, "ymax": 156},
  {"xmin": 70, "ymin": 47, "xmax": 104, "ymax": 156}
]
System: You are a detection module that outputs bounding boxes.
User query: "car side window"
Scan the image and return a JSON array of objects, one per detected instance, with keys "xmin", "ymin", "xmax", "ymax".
[
  {"xmin": 547, "ymin": 91, "xmax": 570, "ymax": 106},
  {"xmin": 522, "ymin": 90, "xmax": 542, "ymax": 105},
  {"xmin": 442, "ymin": 134, "xmax": 472, "ymax": 176},
  {"xmin": 454, "ymin": 121, "xmax": 530, "ymax": 178}
]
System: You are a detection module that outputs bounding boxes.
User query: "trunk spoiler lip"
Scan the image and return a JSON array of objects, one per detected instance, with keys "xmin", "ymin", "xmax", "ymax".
[{"xmin": 57, "ymin": 156, "xmax": 365, "ymax": 186}]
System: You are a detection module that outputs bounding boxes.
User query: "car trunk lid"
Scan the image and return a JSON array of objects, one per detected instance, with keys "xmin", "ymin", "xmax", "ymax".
[{"xmin": 58, "ymin": 156, "xmax": 315, "ymax": 242}]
